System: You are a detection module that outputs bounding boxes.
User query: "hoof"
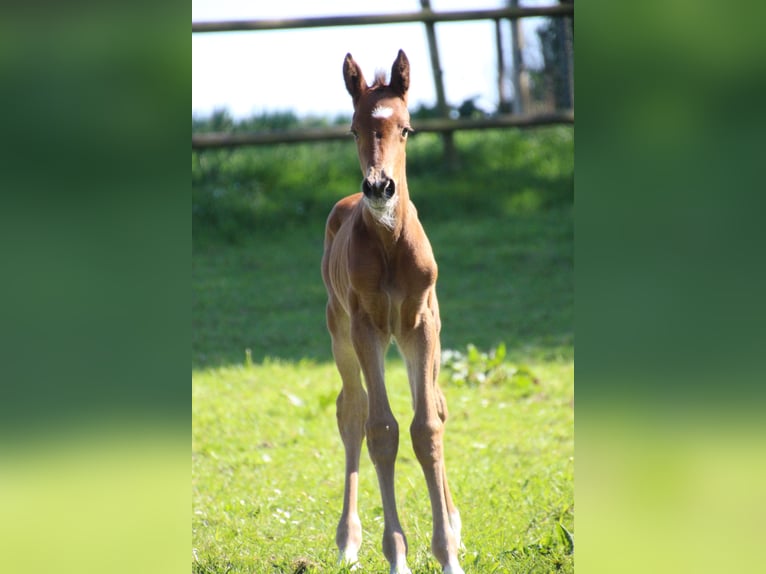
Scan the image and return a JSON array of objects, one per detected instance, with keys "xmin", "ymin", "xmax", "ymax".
[{"xmin": 338, "ymin": 549, "xmax": 360, "ymax": 571}]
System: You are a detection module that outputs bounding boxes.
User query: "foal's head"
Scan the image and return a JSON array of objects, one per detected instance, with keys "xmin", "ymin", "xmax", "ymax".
[{"xmin": 343, "ymin": 50, "xmax": 413, "ymax": 223}]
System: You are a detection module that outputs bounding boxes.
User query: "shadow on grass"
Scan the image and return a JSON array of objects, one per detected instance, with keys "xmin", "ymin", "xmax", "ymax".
[{"xmin": 192, "ymin": 209, "xmax": 572, "ymax": 370}]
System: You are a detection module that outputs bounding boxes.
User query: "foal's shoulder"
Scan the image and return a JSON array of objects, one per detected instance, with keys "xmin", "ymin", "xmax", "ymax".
[{"xmin": 326, "ymin": 192, "xmax": 363, "ymax": 237}]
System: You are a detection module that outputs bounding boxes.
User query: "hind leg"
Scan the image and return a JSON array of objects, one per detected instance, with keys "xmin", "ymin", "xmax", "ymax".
[{"xmin": 435, "ymin": 384, "xmax": 462, "ymax": 551}]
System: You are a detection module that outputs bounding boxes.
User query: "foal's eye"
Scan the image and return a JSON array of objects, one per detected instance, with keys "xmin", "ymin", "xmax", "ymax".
[{"xmin": 401, "ymin": 127, "xmax": 412, "ymax": 138}]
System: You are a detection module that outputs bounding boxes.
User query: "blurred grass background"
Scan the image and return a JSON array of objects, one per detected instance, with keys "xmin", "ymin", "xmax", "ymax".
[
  {"xmin": 0, "ymin": 5, "xmax": 189, "ymax": 574},
  {"xmin": 192, "ymin": 127, "xmax": 573, "ymax": 367},
  {"xmin": 577, "ymin": 1, "xmax": 766, "ymax": 572},
  {"xmin": 191, "ymin": 125, "xmax": 574, "ymax": 572}
]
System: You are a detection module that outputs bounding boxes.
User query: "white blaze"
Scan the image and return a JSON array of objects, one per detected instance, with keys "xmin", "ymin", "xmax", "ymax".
[{"xmin": 371, "ymin": 105, "xmax": 394, "ymax": 119}]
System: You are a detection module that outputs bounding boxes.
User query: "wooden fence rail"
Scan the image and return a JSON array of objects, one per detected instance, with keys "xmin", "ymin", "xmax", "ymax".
[
  {"xmin": 192, "ymin": 5, "xmax": 574, "ymax": 33},
  {"xmin": 192, "ymin": 111, "xmax": 573, "ymax": 149},
  {"xmin": 192, "ymin": 4, "xmax": 574, "ymax": 150}
]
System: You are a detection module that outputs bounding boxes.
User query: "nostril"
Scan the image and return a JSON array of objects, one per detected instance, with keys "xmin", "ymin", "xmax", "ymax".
[
  {"xmin": 362, "ymin": 177, "xmax": 395, "ymax": 199},
  {"xmin": 384, "ymin": 179, "xmax": 396, "ymax": 198}
]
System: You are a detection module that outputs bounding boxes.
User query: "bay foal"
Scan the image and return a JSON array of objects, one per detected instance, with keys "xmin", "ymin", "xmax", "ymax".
[{"xmin": 321, "ymin": 50, "xmax": 464, "ymax": 574}]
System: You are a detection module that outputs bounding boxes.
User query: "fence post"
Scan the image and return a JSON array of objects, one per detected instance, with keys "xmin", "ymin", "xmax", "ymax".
[
  {"xmin": 419, "ymin": 0, "xmax": 456, "ymax": 165},
  {"xmin": 495, "ymin": 19, "xmax": 511, "ymax": 113},
  {"xmin": 508, "ymin": 0, "xmax": 530, "ymax": 114},
  {"xmin": 563, "ymin": 3, "xmax": 574, "ymax": 109}
]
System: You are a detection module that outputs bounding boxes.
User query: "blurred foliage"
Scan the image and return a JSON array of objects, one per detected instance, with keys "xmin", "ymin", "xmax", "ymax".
[
  {"xmin": 0, "ymin": 3, "xmax": 189, "ymax": 435},
  {"xmin": 192, "ymin": 122, "xmax": 573, "ymax": 245},
  {"xmin": 410, "ymin": 98, "xmax": 490, "ymax": 120},
  {"xmin": 575, "ymin": 4, "xmax": 766, "ymax": 574},
  {"xmin": 577, "ymin": 0, "xmax": 766, "ymax": 406},
  {"xmin": 441, "ymin": 343, "xmax": 540, "ymax": 397},
  {"xmin": 192, "ymin": 125, "xmax": 573, "ymax": 369},
  {"xmin": 193, "ymin": 108, "xmax": 350, "ymax": 134}
]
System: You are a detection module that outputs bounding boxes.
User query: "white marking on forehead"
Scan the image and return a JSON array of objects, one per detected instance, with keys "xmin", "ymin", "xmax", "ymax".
[{"xmin": 371, "ymin": 105, "xmax": 394, "ymax": 119}]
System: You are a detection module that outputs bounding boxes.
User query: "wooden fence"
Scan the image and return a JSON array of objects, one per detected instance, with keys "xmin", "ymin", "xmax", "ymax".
[
  {"xmin": 192, "ymin": 111, "xmax": 573, "ymax": 149},
  {"xmin": 192, "ymin": 4, "xmax": 574, "ymax": 149}
]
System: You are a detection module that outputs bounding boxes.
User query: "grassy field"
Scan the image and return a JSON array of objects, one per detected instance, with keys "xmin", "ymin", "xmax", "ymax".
[{"xmin": 192, "ymin": 127, "xmax": 574, "ymax": 573}]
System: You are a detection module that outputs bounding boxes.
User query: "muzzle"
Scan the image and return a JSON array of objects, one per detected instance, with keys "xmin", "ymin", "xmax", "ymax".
[{"xmin": 361, "ymin": 175, "xmax": 396, "ymax": 200}]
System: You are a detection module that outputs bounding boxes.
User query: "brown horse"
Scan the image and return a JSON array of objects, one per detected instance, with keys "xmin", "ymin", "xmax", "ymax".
[{"xmin": 321, "ymin": 50, "xmax": 464, "ymax": 574}]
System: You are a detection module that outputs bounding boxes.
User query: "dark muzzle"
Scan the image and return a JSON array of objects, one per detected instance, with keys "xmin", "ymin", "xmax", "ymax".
[{"xmin": 362, "ymin": 176, "xmax": 396, "ymax": 200}]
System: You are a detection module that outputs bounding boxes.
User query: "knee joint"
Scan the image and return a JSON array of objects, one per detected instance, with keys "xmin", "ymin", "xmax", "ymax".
[
  {"xmin": 365, "ymin": 418, "xmax": 399, "ymax": 465},
  {"xmin": 410, "ymin": 419, "xmax": 444, "ymax": 466}
]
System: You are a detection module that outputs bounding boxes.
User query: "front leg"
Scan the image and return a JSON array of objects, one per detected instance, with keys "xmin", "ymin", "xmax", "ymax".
[
  {"xmin": 399, "ymin": 294, "xmax": 464, "ymax": 574},
  {"xmin": 350, "ymin": 303, "xmax": 410, "ymax": 574},
  {"xmin": 328, "ymin": 302, "xmax": 368, "ymax": 568}
]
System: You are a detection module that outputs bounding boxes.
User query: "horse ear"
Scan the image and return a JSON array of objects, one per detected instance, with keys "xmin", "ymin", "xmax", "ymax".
[
  {"xmin": 389, "ymin": 49, "xmax": 410, "ymax": 98},
  {"xmin": 343, "ymin": 53, "xmax": 367, "ymax": 103}
]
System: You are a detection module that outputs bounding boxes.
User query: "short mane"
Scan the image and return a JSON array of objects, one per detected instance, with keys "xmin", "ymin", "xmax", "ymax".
[{"xmin": 372, "ymin": 69, "xmax": 387, "ymax": 88}]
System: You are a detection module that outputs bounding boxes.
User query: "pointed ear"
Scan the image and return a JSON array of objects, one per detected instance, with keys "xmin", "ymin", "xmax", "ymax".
[
  {"xmin": 389, "ymin": 49, "xmax": 410, "ymax": 98},
  {"xmin": 343, "ymin": 53, "xmax": 367, "ymax": 103}
]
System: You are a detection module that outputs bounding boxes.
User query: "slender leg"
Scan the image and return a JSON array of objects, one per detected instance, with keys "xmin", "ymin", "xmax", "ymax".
[
  {"xmin": 402, "ymin": 305, "xmax": 464, "ymax": 574},
  {"xmin": 329, "ymin": 305, "xmax": 368, "ymax": 567},
  {"xmin": 352, "ymin": 311, "xmax": 410, "ymax": 574},
  {"xmin": 435, "ymin": 384, "xmax": 462, "ymax": 551},
  {"xmin": 333, "ymin": 349, "xmax": 367, "ymax": 566}
]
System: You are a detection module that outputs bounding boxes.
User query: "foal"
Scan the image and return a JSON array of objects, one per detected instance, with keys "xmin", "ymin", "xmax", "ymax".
[{"xmin": 321, "ymin": 50, "xmax": 464, "ymax": 574}]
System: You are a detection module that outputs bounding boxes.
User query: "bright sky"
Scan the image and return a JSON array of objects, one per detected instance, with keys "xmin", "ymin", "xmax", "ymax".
[{"xmin": 192, "ymin": 0, "xmax": 552, "ymax": 119}]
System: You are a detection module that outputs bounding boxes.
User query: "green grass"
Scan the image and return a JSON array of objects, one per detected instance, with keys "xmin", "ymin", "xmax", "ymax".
[
  {"xmin": 193, "ymin": 360, "xmax": 573, "ymax": 574},
  {"xmin": 193, "ymin": 127, "xmax": 573, "ymax": 572}
]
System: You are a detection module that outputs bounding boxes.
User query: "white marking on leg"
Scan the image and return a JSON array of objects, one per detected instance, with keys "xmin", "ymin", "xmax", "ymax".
[
  {"xmin": 443, "ymin": 563, "xmax": 465, "ymax": 574},
  {"xmin": 338, "ymin": 548, "xmax": 360, "ymax": 570},
  {"xmin": 450, "ymin": 510, "xmax": 463, "ymax": 549},
  {"xmin": 389, "ymin": 559, "xmax": 412, "ymax": 574},
  {"xmin": 371, "ymin": 105, "xmax": 394, "ymax": 119}
]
